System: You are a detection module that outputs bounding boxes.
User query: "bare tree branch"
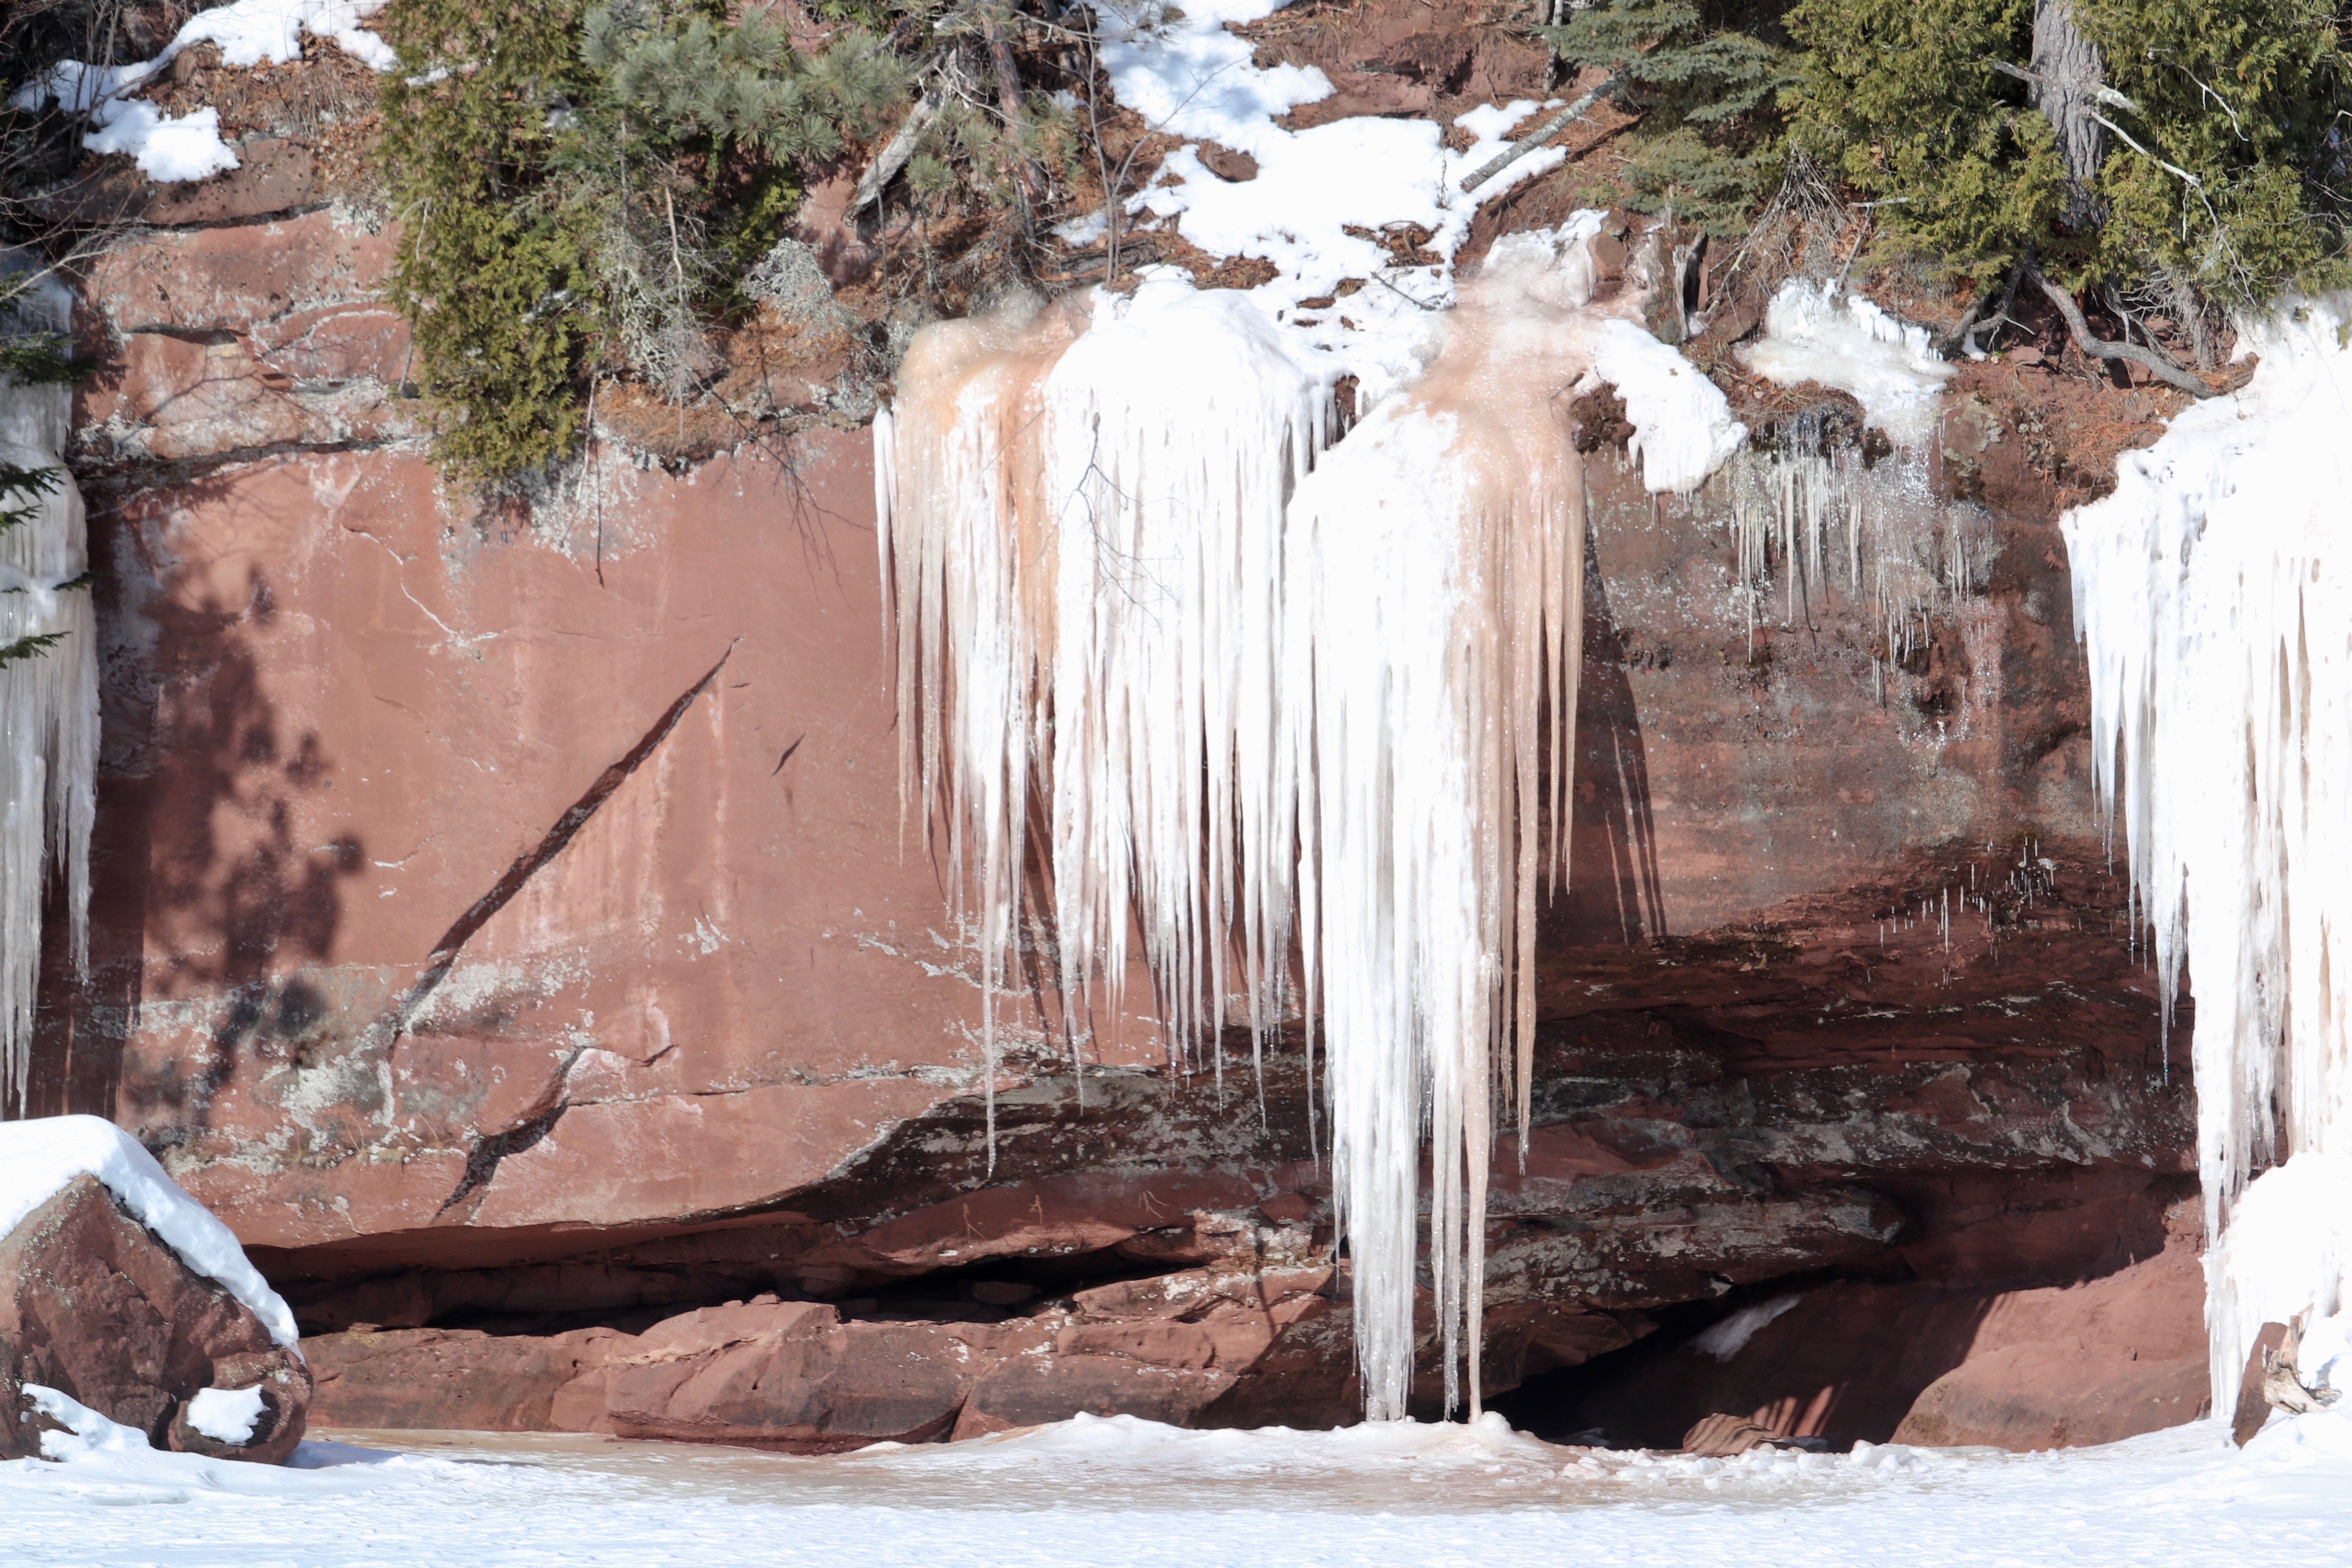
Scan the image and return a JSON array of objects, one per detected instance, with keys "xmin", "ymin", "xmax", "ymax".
[
  {"xmin": 1458, "ymin": 75, "xmax": 1619, "ymax": 194},
  {"xmin": 2027, "ymin": 263, "xmax": 2216, "ymax": 397}
]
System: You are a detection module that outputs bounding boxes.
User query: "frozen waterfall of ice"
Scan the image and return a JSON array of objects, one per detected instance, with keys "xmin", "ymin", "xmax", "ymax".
[
  {"xmin": 877, "ymin": 225, "xmax": 1740, "ymax": 1419},
  {"xmin": 0, "ymin": 274, "xmax": 97, "ymax": 1114},
  {"xmin": 1724, "ymin": 279, "xmax": 1984, "ymax": 664},
  {"xmin": 2063, "ymin": 295, "xmax": 2352, "ymax": 1405}
]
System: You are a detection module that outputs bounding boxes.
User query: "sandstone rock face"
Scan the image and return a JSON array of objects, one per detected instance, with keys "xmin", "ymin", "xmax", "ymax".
[
  {"xmin": 1, "ymin": 1175, "xmax": 310, "ymax": 1463},
  {"xmin": 19, "ymin": 143, "xmax": 2202, "ymax": 1444},
  {"xmin": 1537, "ymin": 1196, "xmax": 2205, "ymax": 1450},
  {"xmin": 309, "ymin": 1325, "xmax": 630, "ymax": 1433},
  {"xmin": 1892, "ymin": 1204, "xmax": 2209, "ymax": 1449}
]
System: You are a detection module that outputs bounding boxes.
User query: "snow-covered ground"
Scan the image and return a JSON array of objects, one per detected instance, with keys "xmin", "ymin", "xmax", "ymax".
[{"xmin": 7, "ymin": 1409, "xmax": 2352, "ymax": 1567}]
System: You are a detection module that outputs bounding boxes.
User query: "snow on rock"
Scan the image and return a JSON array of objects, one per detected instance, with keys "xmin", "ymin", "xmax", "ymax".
[
  {"xmin": 183, "ymin": 1386, "xmax": 270, "ymax": 1445},
  {"xmin": 79, "ymin": 101, "xmax": 240, "ymax": 183},
  {"xmin": 1739, "ymin": 278, "xmax": 1955, "ymax": 448},
  {"xmin": 2063, "ymin": 294, "xmax": 2352, "ymax": 1406},
  {"xmin": 1090, "ymin": 0, "xmax": 1585, "ymax": 407},
  {"xmin": 0, "ymin": 275, "xmax": 96, "ymax": 1113},
  {"xmin": 20, "ymin": 1385, "xmax": 158, "ymax": 1461},
  {"xmin": 8, "ymin": 0, "xmax": 394, "ymax": 183},
  {"xmin": 0, "ymin": 1115, "xmax": 298, "ymax": 1348},
  {"xmin": 1590, "ymin": 314, "xmax": 1747, "ymax": 493}
]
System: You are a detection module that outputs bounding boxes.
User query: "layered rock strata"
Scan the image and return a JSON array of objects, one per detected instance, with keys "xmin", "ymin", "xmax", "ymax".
[{"xmin": 13, "ymin": 51, "xmax": 2200, "ymax": 1448}]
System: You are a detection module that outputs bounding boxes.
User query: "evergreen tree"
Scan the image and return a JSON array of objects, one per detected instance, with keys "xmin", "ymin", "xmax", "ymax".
[
  {"xmin": 1539, "ymin": 0, "xmax": 1795, "ymax": 234},
  {"xmin": 1787, "ymin": 0, "xmax": 2352, "ymax": 305}
]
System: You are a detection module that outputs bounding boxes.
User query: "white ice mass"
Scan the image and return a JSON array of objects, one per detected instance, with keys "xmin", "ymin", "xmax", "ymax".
[
  {"xmin": 0, "ymin": 276, "xmax": 96, "ymax": 1116},
  {"xmin": 1740, "ymin": 278, "xmax": 1955, "ymax": 449},
  {"xmin": 0, "ymin": 1115, "xmax": 299, "ymax": 1347},
  {"xmin": 2063, "ymin": 294, "xmax": 2352, "ymax": 1405},
  {"xmin": 882, "ymin": 51, "xmax": 1743, "ymax": 1415}
]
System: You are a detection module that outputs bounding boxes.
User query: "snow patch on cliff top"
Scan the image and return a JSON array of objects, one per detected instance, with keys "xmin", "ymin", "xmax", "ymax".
[
  {"xmin": 0, "ymin": 1115, "xmax": 298, "ymax": 1348},
  {"xmin": 1740, "ymin": 278, "xmax": 1955, "ymax": 447},
  {"xmin": 1087, "ymin": 0, "xmax": 1590, "ymax": 409},
  {"xmin": 9, "ymin": 0, "xmax": 393, "ymax": 183}
]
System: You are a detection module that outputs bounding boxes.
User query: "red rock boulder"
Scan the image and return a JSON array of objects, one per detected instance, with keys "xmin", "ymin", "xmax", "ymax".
[
  {"xmin": 2, "ymin": 1174, "xmax": 311, "ymax": 1463},
  {"xmin": 307, "ymin": 1325, "xmax": 633, "ymax": 1433}
]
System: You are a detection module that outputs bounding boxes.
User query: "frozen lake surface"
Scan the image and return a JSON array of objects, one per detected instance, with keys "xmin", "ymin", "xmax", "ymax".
[{"xmin": 7, "ymin": 1408, "xmax": 2352, "ymax": 1566}]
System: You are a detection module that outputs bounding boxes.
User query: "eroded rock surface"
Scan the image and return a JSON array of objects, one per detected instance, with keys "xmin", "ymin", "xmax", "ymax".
[{"xmin": 16, "ymin": 47, "xmax": 2203, "ymax": 1446}]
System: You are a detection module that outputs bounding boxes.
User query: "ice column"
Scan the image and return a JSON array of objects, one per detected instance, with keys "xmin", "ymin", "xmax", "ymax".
[
  {"xmin": 0, "ymin": 273, "xmax": 98, "ymax": 1113},
  {"xmin": 877, "ymin": 231, "xmax": 1741, "ymax": 1419},
  {"xmin": 2063, "ymin": 296, "xmax": 2352, "ymax": 1404}
]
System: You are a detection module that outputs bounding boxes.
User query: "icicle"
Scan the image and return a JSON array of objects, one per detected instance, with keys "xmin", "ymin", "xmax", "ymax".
[
  {"xmin": 0, "ymin": 270, "xmax": 96, "ymax": 1115},
  {"xmin": 875, "ymin": 277, "xmax": 1325, "ymax": 1119},
  {"xmin": 2063, "ymin": 294, "xmax": 2352, "ymax": 1407},
  {"xmin": 878, "ymin": 224, "xmax": 1744, "ymax": 1424}
]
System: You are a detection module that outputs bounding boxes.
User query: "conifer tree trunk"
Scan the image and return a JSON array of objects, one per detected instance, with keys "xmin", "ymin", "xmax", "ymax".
[{"xmin": 2030, "ymin": 0, "xmax": 2106, "ymax": 227}]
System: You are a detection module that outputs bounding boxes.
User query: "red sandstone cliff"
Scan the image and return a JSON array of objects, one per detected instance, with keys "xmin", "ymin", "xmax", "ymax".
[{"xmin": 9, "ymin": 22, "xmax": 2204, "ymax": 1452}]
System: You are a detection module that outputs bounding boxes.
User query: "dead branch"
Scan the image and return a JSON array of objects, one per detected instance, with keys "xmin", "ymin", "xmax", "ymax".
[
  {"xmin": 849, "ymin": 83, "xmax": 944, "ymax": 215},
  {"xmin": 1457, "ymin": 75, "xmax": 1619, "ymax": 194},
  {"xmin": 2027, "ymin": 262, "xmax": 2215, "ymax": 397}
]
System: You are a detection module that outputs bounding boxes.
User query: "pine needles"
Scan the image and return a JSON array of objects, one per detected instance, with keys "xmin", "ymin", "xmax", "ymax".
[
  {"xmin": 379, "ymin": 0, "xmax": 925, "ymax": 487},
  {"xmin": 1538, "ymin": 0, "xmax": 1796, "ymax": 235}
]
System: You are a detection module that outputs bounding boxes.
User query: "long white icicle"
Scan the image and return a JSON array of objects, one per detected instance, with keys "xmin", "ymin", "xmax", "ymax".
[
  {"xmin": 876, "ymin": 228, "xmax": 1741, "ymax": 1419},
  {"xmin": 0, "ymin": 274, "xmax": 98, "ymax": 1114},
  {"xmin": 2063, "ymin": 296, "xmax": 2352, "ymax": 1405}
]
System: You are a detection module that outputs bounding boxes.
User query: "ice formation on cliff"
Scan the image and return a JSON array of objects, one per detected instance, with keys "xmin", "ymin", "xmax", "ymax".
[
  {"xmin": 878, "ymin": 223, "xmax": 1740, "ymax": 1417},
  {"xmin": 0, "ymin": 276, "xmax": 97, "ymax": 1114},
  {"xmin": 876, "ymin": 275, "xmax": 1329, "ymax": 1102},
  {"xmin": 1725, "ymin": 279, "xmax": 1981, "ymax": 664},
  {"xmin": 2063, "ymin": 296, "xmax": 2352, "ymax": 1404}
]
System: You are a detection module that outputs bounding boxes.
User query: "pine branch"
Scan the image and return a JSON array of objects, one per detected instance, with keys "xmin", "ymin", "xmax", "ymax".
[{"xmin": 0, "ymin": 633, "xmax": 67, "ymax": 668}]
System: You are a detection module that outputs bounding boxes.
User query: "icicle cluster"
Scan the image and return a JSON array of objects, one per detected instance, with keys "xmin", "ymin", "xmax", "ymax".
[
  {"xmin": 877, "ymin": 227, "xmax": 1742, "ymax": 1420},
  {"xmin": 876, "ymin": 276, "xmax": 1329, "ymax": 1126},
  {"xmin": 1725, "ymin": 432, "xmax": 1985, "ymax": 666},
  {"xmin": 1724, "ymin": 279, "xmax": 1983, "ymax": 671},
  {"xmin": 2064, "ymin": 298, "xmax": 2352, "ymax": 1405},
  {"xmin": 0, "ymin": 274, "xmax": 98, "ymax": 1113}
]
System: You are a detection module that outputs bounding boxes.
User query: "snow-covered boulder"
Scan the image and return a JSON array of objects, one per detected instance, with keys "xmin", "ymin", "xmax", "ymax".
[{"xmin": 1, "ymin": 1115, "xmax": 310, "ymax": 1464}]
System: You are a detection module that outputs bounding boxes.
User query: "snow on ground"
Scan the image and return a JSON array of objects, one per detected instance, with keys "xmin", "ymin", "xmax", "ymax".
[
  {"xmin": 0, "ymin": 1115, "xmax": 298, "ymax": 1347},
  {"xmin": 8, "ymin": 0, "xmax": 393, "ymax": 182},
  {"xmin": 1089, "ymin": 0, "xmax": 1588, "ymax": 407},
  {"xmin": 5, "ymin": 1408, "xmax": 2352, "ymax": 1566}
]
